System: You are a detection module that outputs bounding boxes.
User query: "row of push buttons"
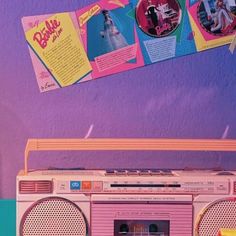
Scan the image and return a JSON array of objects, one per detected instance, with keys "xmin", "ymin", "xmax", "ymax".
[
  {"xmin": 105, "ymin": 169, "xmax": 173, "ymax": 176},
  {"xmin": 70, "ymin": 181, "xmax": 103, "ymax": 191}
]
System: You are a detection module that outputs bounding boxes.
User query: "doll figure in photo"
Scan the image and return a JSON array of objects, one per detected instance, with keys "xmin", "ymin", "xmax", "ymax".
[
  {"xmin": 145, "ymin": 0, "xmax": 161, "ymax": 28},
  {"xmin": 100, "ymin": 10, "xmax": 128, "ymax": 53},
  {"xmin": 136, "ymin": 0, "xmax": 181, "ymax": 37},
  {"xmin": 210, "ymin": 0, "xmax": 235, "ymax": 33},
  {"xmin": 198, "ymin": 0, "xmax": 236, "ymax": 35},
  {"xmin": 145, "ymin": 0, "xmax": 167, "ymax": 35}
]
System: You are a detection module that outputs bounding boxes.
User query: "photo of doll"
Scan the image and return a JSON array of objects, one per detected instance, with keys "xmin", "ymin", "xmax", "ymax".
[
  {"xmin": 87, "ymin": 5, "xmax": 135, "ymax": 61},
  {"xmin": 136, "ymin": 0, "xmax": 182, "ymax": 37},
  {"xmin": 197, "ymin": 0, "xmax": 236, "ymax": 35},
  {"xmin": 100, "ymin": 10, "xmax": 128, "ymax": 53}
]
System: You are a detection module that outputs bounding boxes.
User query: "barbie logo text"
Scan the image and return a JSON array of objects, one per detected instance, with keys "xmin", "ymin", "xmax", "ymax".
[
  {"xmin": 33, "ymin": 19, "xmax": 61, "ymax": 49},
  {"xmin": 156, "ymin": 23, "xmax": 171, "ymax": 36}
]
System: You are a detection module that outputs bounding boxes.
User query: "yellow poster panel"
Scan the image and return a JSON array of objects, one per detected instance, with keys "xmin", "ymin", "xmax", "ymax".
[{"xmin": 26, "ymin": 13, "xmax": 92, "ymax": 87}]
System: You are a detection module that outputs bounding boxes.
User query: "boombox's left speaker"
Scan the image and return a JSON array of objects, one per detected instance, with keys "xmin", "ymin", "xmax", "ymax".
[
  {"xmin": 19, "ymin": 197, "xmax": 87, "ymax": 236},
  {"xmin": 195, "ymin": 198, "xmax": 236, "ymax": 236}
]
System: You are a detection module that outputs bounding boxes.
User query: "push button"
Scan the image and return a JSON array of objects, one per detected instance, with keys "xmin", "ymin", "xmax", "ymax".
[
  {"xmin": 93, "ymin": 181, "xmax": 103, "ymax": 191},
  {"xmin": 82, "ymin": 181, "xmax": 92, "ymax": 190},
  {"xmin": 70, "ymin": 181, "xmax": 81, "ymax": 190}
]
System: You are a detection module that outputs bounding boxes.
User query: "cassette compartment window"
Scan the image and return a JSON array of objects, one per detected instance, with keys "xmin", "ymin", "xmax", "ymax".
[{"xmin": 114, "ymin": 220, "xmax": 170, "ymax": 236}]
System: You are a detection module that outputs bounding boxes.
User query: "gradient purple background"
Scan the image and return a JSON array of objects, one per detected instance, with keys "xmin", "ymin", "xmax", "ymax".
[{"xmin": 0, "ymin": 0, "xmax": 236, "ymax": 199}]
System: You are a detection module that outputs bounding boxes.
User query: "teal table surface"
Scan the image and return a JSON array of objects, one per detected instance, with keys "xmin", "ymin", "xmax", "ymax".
[{"xmin": 0, "ymin": 200, "xmax": 16, "ymax": 236}]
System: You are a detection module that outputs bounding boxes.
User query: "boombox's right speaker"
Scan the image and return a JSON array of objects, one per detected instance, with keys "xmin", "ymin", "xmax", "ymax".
[{"xmin": 195, "ymin": 198, "xmax": 236, "ymax": 236}]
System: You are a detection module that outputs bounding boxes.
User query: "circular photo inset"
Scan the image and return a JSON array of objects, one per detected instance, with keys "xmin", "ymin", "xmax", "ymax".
[
  {"xmin": 136, "ymin": 0, "xmax": 182, "ymax": 37},
  {"xmin": 197, "ymin": 0, "xmax": 236, "ymax": 36}
]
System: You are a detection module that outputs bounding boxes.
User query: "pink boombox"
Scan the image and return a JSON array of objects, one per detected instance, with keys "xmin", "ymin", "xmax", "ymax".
[{"xmin": 17, "ymin": 139, "xmax": 236, "ymax": 236}]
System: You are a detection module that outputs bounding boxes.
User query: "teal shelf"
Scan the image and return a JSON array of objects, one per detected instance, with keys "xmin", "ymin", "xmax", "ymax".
[{"xmin": 0, "ymin": 200, "xmax": 16, "ymax": 236}]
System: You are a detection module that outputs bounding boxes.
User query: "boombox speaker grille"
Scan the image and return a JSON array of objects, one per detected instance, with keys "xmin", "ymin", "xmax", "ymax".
[
  {"xmin": 196, "ymin": 198, "xmax": 236, "ymax": 236},
  {"xmin": 20, "ymin": 197, "xmax": 87, "ymax": 236}
]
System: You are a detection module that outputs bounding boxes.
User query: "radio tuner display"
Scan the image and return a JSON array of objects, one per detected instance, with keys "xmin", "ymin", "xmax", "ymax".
[
  {"xmin": 110, "ymin": 184, "xmax": 181, "ymax": 188},
  {"xmin": 114, "ymin": 220, "xmax": 169, "ymax": 236},
  {"xmin": 104, "ymin": 181, "xmax": 183, "ymax": 192},
  {"xmin": 102, "ymin": 179, "xmax": 229, "ymax": 194}
]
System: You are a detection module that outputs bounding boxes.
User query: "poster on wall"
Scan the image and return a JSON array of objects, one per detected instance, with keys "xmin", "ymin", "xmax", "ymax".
[
  {"xmin": 76, "ymin": 0, "xmax": 145, "ymax": 78},
  {"xmin": 187, "ymin": 0, "xmax": 236, "ymax": 51},
  {"xmin": 22, "ymin": 12, "xmax": 93, "ymax": 92},
  {"xmin": 22, "ymin": 0, "xmax": 236, "ymax": 92},
  {"xmin": 133, "ymin": 0, "xmax": 196, "ymax": 64}
]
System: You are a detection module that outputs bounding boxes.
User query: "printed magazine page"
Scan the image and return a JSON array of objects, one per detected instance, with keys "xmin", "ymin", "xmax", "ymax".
[
  {"xmin": 22, "ymin": 0, "xmax": 236, "ymax": 91},
  {"xmin": 76, "ymin": 0, "xmax": 145, "ymax": 79},
  {"xmin": 187, "ymin": 0, "xmax": 236, "ymax": 51},
  {"xmin": 22, "ymin": 12, "xmax": 92, "ymax": 92}
]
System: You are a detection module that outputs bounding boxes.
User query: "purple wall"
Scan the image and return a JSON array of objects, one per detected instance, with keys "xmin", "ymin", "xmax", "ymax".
[{"xmin": 0, "ymin": 0, "xmax": 236, "ymax": 199}]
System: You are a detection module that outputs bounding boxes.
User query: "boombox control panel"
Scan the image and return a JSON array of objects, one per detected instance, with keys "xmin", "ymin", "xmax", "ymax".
[{"xmin": 18, "ymin": 169, "xmax": 234, "ymax": 195}]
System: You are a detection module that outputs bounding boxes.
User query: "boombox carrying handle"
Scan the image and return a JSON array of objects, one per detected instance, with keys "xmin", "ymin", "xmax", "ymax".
[{"xmin": 24, "ymin": 138, "xmax": 236, "ymax": 175}]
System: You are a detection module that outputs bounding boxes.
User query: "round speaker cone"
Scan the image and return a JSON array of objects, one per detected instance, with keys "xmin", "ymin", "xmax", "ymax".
[
  {"xmin": 196, "ymin": 198, "xmax": 236, "ymax": 236},
  {"xmin": 20, "ymin": 197, "xmax": 87, "ymax": 236}
]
